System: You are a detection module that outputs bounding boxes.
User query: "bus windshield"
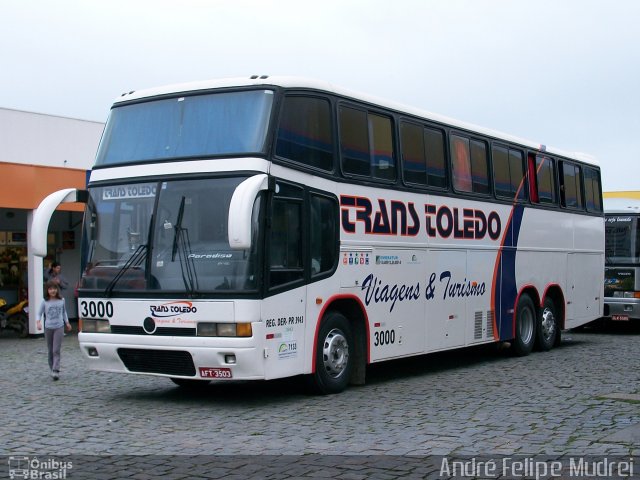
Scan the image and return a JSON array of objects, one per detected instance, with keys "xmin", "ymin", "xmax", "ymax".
[
  {"xmin": 605, "ymin": 215, "xmax": 640, "ymax": 264},
  {"xmin": 95, "ymin": 90, "xmax": 274, "ymax": 166},
  {"xmin": 80, "ymin": 176, "xmax": 262, "ymax": 294}
]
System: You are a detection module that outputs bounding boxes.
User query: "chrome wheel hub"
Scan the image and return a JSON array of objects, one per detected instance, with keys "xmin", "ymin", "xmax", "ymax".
[
  {"xmin": 322, "ymin": 328, "xmax": 349, "ymax": 378},
  {"xmin": 541, "ymin": 307, "xmax": 556, "ymax": 341}
]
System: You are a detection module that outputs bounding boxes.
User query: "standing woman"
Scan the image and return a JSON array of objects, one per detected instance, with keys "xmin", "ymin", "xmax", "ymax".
[
  {"xmin": 37, "ymin": 280, "xmax": 72, "ymax": 380},
  {"xmin": 44, "ymin": 262, "xmax": 69, "ymax": 291}
]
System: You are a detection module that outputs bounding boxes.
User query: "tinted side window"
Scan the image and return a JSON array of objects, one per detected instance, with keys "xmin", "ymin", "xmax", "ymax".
[
  {"xmin": 424, "ymin": 128, "xmax": 447, "ymax": 188},
  {"xmin": 509, "ymin": 149, "xmax": 526, "ymax": 201},
  {"xmin": 535, "ymin": 156, "xmax": 556, "ymax": 204},
  {"xmin": 560, "ymin": 161, "xmax": 583, "ymax": 209},
  {"xmin": 339, "ymin": 107, "xmax": 369, "ymax": 176},
  {"xmin": 310, "ymin": 194, "xmax": 338, "ymax": 277},
  {"xmin": 400, "ymin": 122, "xmax": 425, "ymax": 185},
  {"xmin": 370, "ymin": 114, "xmax": 396, "ymax": 181},
  {"xmin": 492, "ymin": 145, "xmax": 510, "ymax": 198},
  {"xmin": 400, "ymin": 122, "xmax": 446, "ymax": 188},
  {"xmin": 275, "ymin": 96, "xmax": 333, "ymax": 171},
  {"xmin": 451, "ymin": 135, "xmax": 472, "ymax": 192},
  {"xmin": 470, "ymin": 140, "xmax": 490, "ymax": 195},
  {"xmin": 339, "ymin": 106, "xmax": 396, "ymax": 181},
  {"xmin": 451, "ymin": 135, "xmax": 489, "ymax": 195},
  {"xmin": 492, "ymin": 145, "xmax": 526, "ymax": 201},
  {"xmin": 269, "ymin": 183, "xmax": 304, "ymax": 288},
  {"xmin": 583, "ymin": 166, "xmax": 602, "ymax": 212}
]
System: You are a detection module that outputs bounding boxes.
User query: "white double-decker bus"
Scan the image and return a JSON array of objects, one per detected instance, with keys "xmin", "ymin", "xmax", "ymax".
[{"xmin": 55, "ymin": 76, "xmax": 604, "ymax": 393}]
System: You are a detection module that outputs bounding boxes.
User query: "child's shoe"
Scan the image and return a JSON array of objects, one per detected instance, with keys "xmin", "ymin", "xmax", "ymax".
[{"xmin": 52, "ymin": 370, "xmax": 59, "ymax": 381}]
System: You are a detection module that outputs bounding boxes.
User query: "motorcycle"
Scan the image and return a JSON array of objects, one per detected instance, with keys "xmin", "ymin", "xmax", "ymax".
[{"xmin": 0, "ymin": 298, "xmax": 29, "ymax": 337}]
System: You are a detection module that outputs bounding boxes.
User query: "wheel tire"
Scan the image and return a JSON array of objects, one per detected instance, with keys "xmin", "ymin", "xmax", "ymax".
[
  {"xmin": 512, "ymin": 294, "xmax": 536, "ymax": 356},
  {"xmin": 170, "ymin": 378, "xmax": 211, "ymax": 389},
  {"xmin": 308, "ymin": 312, "xmax": 353, "ymax": 395},
  {"xmin": 536, "ymin": 298, "xmax": 558, "ymax": 351},
  {"xmin": 553, "ymin": 321, "xmax": 562, "ymax": 348}
]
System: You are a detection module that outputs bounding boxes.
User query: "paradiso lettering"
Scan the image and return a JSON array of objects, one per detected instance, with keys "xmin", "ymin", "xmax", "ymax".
[
  {"xmin": 340, "ymin": 195, "xmax": 501, "ymax": 240},
  {"xmin": 362, "ymin": 271, "xmax": 486, "ymax": 312}
]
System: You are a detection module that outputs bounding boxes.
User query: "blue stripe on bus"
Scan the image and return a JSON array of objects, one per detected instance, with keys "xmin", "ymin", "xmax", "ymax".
[{"xmin": 494, "ymin": 204, "xmax": 525, "ymax": 341}]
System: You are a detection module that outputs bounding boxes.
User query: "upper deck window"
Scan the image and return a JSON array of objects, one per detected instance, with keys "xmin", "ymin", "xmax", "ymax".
[
  {"xmin": 400, "ymin": 122, "xmax": 447, "ymax": 189},
  {"xmin": 535, "ymin": 156, "xmax": 557, "ymax": 205},
  {"xmin": 560, "ymin": 161, "xmax": 583, "ymax": 209},
  {"xmin": 95, "ymin": 90, "xmax": 274, "ymax": 166},
  {"xmin": 339, "ymin": 106, "xmax": 396, "ymax": 182},
  {"xmin": 275, "ymin": 96, "xmax": 333, "ymax": 171},
  {"xmin": 583, "ymin": 166, "xmax": 603, "ymax": 213},
  {"xmin": 492, "ymin": 145, "xmax": 526, "ymax": 201},
  {"xmin": 451, "ymin": 134, "xmax": 489, "ymax": 195}
]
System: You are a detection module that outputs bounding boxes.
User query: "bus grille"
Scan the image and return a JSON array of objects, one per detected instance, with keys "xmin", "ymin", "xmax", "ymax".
[
  {"xmin": 110, "ymin": 326, "xmax": 197, "ymax": 336},
  {"xmin": 117, "ymin": 348, "xmax": 196, "ymax": 376}
]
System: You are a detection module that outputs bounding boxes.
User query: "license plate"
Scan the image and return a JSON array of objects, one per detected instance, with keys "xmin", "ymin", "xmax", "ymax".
[
  {"xmin": 611, "ymin": 314, "xmax": 629, "ymax": 321},
  {"xmin": 199, "ymin": 367, "xmax": 232, "ymax": 379}
]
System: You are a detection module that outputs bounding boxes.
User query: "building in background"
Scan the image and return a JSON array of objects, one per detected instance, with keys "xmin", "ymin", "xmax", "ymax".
[{"xmin": 0, "ymin": 107, "xmax": 104, "ymax": 317}]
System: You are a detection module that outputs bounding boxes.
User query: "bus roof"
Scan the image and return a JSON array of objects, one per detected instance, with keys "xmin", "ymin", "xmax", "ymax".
[{"xmin": 113, "ymin": 75, "xmax": 598, "ymax": 166}]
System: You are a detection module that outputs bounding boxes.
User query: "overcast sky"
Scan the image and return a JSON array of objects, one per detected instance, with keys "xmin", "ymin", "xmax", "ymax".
[{"xmin": 2, "ymin": 0, "xmax": 638, "ymax": 191}]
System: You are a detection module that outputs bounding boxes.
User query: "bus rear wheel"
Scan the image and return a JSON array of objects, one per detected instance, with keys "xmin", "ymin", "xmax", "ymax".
[
  {"xmin": 512, "ymin": 294, "xmax": 536, "ymax": 356},
  {"xmin": 536, "ymin": 298, "xmax": 558, "ymax": 351},
  {"xmin": 308, "ymin": 312, "xmax": 353, "ymax": 395}
]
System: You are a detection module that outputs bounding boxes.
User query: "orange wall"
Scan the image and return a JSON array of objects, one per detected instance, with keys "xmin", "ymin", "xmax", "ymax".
[{"xmin": 0, "ymin": 162, "xmax": 87, "ymax": 211}]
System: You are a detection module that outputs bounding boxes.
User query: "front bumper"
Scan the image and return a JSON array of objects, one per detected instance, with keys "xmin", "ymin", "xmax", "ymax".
[{"xmin": 78, "ymin": 332, "xmax": 266, "ymax": 380}]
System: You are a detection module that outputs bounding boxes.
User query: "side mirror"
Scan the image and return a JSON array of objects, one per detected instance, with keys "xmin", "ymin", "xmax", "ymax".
[
  {"xmin": 228, "ymin": 175, "xmax": 269, "ymax": 249},
  {"xmin": 31, "ymin": 189, "xmax": 88, "ymax": 257}
]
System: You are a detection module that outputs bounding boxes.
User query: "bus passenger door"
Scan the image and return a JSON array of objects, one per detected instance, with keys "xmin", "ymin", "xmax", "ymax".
[{"xmin": 261, "ymin": 181, "xmax": 307, "ymax": 380}]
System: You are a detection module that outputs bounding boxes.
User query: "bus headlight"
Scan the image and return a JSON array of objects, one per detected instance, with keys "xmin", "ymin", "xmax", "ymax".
[
  {"xmin": 197, "ymin": 323, "xmax": 218, "ymax": 336},
  {"xmin": 80, "ymin": 319, "xmax": 111, "ymax": 333},
  {"xmin": 216, "ymin": 323, "xmax": 237, "ymax": 337},
  {"xmin": 197, "ymin": 322, "xmax": 253, "ymax": 337}
]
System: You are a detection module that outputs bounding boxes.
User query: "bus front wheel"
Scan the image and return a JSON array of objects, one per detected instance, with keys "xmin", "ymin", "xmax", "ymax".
[
  {"xmin": 512, "ymin": 294, "xmax": 536, "ymax": 356},
  {"xmin": 308, "ymin": 312, "xmax": 353, "ymax": 395}
]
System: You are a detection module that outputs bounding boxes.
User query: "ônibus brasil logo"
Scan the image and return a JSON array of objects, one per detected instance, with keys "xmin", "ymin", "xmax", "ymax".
[{"xmin": 149, "ymin": 301, "xmax": 197, "ymax": 318}]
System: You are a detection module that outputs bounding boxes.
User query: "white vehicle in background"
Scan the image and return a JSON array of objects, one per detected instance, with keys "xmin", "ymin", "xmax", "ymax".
[{"xmin": 603, "ymin": 193, "xmax": 640, "ymax": 322}]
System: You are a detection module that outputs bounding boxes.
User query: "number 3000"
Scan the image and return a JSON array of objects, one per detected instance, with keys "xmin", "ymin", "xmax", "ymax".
[
  {"xmin": 374, "ymin": 329, "xmax": 395, "ymax": 346},
  {"xmin": 80, "ymin": 300, "xmax": 114, "ymax": 318}
]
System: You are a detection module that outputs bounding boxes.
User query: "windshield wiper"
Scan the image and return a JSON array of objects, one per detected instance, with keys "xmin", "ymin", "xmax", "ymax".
[
  {"xmin": 104, "ymin": 214, "xmax": 154, "ymax": 297},
  {"xmin": 172, "ymin": 197, "xmax": 186, "ymax": 262},
  {"xmin": 105, "ymin": 243, "xmax": 148, "ymax": 296},
  {"xmin": 170, "ymin": 196, "xmax": 199, "ymax": 295}
]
